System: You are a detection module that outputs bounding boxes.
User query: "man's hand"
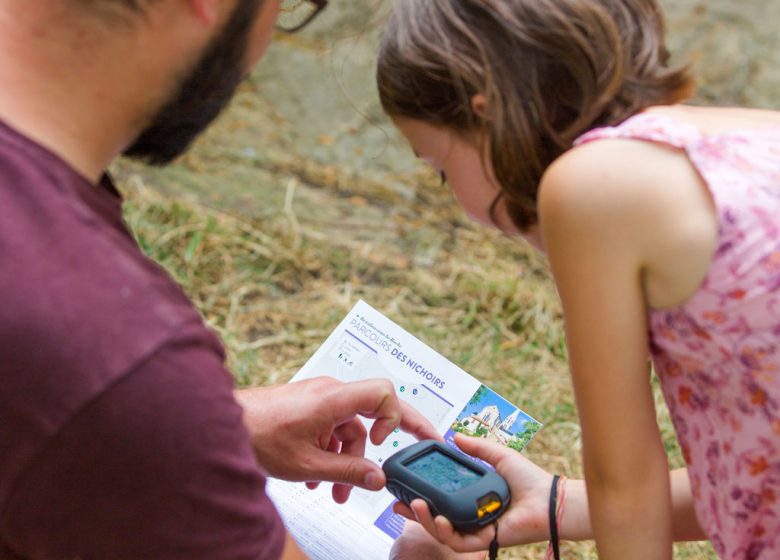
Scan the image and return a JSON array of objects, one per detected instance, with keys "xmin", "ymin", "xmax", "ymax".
[
  {"xmin": 389, "ymin": 520, "xmax": 486, "ymax": 560},
  {"xmin": 393, "ymin": 433, "xmax": 554, "ymax": 551},
  {"xmin": 235, "ymin": 377, "xmax": 439, "ymax": 503}
]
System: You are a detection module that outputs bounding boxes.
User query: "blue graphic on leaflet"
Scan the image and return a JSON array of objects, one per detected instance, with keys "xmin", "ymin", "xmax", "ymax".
[{"xmin": 374, "ymin": 502, "xmax": 405, "ymax": 539}]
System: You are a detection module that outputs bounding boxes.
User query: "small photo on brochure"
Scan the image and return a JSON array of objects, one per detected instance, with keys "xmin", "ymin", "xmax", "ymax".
[{"xmin": 444, "ymin": 384, "xmax": 542, "ymax": 456}]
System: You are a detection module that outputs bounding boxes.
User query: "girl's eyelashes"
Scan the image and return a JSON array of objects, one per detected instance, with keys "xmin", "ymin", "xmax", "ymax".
[{"xmin": 439, "ymin": 171, "xmax": 448, "ymax": 185}]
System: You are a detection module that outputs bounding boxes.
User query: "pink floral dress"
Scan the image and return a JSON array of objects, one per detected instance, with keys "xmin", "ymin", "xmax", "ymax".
[{"xmin": 576, "ymin": 112, "xmax": 780, "ymax": 559}]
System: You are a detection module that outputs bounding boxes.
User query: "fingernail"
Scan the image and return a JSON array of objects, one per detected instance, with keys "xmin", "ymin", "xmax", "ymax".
[{"xmin": 364, "ymin": 471, "xmax": 381, "ymax": 489}]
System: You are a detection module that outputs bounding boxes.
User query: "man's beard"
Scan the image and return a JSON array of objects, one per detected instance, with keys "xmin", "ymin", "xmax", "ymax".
[{"xmin": 123, "ymin": 0, "xmax": 263, "ymax": 165}]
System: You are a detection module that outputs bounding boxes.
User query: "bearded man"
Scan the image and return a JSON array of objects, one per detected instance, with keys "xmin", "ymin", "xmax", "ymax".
[{"xmin": 0, "ymin": 1, "xmax": 436, "ymax": 558}]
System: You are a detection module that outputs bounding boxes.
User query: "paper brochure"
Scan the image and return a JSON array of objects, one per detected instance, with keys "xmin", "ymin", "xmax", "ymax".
[{"xmin": 266, "ymin": 300, "xmax": 541, "ymax": 560}]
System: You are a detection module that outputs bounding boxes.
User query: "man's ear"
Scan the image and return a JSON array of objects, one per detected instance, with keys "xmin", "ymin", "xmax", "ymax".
[
  {"xmin": 471, "ymin": 94, "xmax": 488, "ymax": 118},
  {"xmin": 187, "ymin": 0, "xmax": 223, "ymax": 25}
]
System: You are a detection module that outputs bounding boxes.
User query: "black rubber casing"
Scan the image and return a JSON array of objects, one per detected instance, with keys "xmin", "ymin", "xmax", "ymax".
[{"xmin": 382, "ymin": 439, "xmax": 510, "ymax": 532}]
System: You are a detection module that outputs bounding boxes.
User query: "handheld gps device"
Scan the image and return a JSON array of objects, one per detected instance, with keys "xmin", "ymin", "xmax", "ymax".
[{"xmin": 382, "ymin": 440, "xmax": 510, "ymax": 532}]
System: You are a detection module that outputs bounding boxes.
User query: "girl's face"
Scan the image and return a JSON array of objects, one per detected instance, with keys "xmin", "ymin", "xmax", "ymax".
[{"xmin": 394, "ymin": 118, "xmax": 544, "ymax": 251}]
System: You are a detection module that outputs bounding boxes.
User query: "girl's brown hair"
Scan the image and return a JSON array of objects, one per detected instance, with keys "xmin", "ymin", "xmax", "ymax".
[{"xmin": 377, "ymin": 0, "xmax": 694, "ymax": 229}]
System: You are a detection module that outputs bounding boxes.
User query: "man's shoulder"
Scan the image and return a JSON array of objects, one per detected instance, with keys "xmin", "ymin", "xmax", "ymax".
[
  {"xmin": 0, "ymin": 123, "xmax": 217, "ymax": 390},
  {"xmin": 0, "ymin": 161, "xmax": 215, "ymax": 397},
  {"xmin": 0, "ymin": 124, "xmax": 227, "ymax": 509}
]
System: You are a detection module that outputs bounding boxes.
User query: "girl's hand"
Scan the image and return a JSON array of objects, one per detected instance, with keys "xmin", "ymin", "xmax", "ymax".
[
  {"xmin": 392, "ymin": 433, "xmax": 553, "ymax": 553},
  {"xmin": 389, "ymin": 520, "xmax": 487, "ymax": 560}
]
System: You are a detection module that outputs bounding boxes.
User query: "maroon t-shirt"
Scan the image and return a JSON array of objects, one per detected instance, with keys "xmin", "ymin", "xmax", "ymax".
[{"xmin": 0, "ymin": 121, "xmax": 285, "ymax": 560}]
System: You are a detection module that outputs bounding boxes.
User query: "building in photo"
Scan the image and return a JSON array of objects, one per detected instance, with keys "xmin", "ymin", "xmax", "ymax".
[{"xmin": 458, "ymin": 404, "xmax": 521, "ymax": 445}]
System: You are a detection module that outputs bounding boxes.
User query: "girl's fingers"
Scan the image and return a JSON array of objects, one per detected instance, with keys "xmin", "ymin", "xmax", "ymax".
[
  {"xmin": 435, "ymin": 516, "xmax": 496, "ymax": 552},
  {"xmin": 392, "ymin": 501, "xmax": 416, "ymax": 520},
  {"xmin": 433, "ymin": 514, "xmax": 457, "ymax": 540},
  {"xmin": 411, "ymin": 500, "xmax": 493, "ymax": 552},
  {"xmin": 410, "ymin": 499, "xmax": 442, "ymax": 540},
  {"xmin": 409, "ymin": 499, "xmax": 494, "ymax": 552}
]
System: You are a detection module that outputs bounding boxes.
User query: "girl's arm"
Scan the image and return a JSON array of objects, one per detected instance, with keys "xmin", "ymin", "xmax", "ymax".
[
  {"xmin": 669, "ymin": 468, "xmax": 706, "ymax": 541},
  {"xmin": 538, "ymin": 140, "xmax": 686, "ymax": 558},
  {"xmin": 559, "ymin": 468, "xmax": 704, "ymax": 542}
]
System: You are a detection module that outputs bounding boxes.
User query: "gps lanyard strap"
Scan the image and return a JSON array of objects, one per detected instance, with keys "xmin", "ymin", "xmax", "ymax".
[
  {"xmin": 488, "ymin": 521, "xmax": 499, "ymax": 560},
  {"xmin": 548, "ymin": 474, "xmax": 561, "ymax": 560}
]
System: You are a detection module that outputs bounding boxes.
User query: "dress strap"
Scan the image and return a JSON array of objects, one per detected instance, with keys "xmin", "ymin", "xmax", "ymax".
[{"xmin": 574, "ymin": 112, "xmax": 703, "ymax": 149}]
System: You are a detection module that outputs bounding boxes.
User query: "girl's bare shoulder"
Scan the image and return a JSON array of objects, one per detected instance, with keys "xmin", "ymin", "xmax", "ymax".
[
  {"xmin": 539, "ymin": 136, "xmax": 694, "ymax": 225},
  {"xmin": 539, "ymin": 132, "xmax": 718, "ymax": 309},
  {"xmin": 540, "ymin": 103, "xmax": 780, "ymax": 220}
]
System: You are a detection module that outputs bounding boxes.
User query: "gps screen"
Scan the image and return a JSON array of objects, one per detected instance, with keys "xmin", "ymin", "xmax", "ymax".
[{"xmin": 405, "ymin": 450, "xmax": 483, "ymax": 492}]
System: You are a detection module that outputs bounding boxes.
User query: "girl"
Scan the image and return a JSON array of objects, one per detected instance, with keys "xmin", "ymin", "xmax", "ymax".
[{"xmin": 377, "ymin": 1, "xmax": 780, "ymax": 559}]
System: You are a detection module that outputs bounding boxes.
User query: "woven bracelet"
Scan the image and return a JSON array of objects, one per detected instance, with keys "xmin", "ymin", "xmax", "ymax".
[{"xmin": 548, "ymin": 474, "xmax": 561, "ymax": 560}]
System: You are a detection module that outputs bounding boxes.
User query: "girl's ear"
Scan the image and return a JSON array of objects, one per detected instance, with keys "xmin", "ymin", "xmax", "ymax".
[{"xmin": 471, "ymin": 94, "xmax": 488, "ymax": 118}]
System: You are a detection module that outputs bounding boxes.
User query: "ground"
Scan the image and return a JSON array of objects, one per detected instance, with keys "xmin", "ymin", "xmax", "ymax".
[{"xmin": 115, "ymin": 2, "xmax": 779, "ymax": 558}]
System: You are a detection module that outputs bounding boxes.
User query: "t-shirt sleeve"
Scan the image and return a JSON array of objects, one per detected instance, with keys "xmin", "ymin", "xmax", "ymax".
[{"xmin": 0, "ymin": 332, "xmax": 286, "ymax": 560}]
